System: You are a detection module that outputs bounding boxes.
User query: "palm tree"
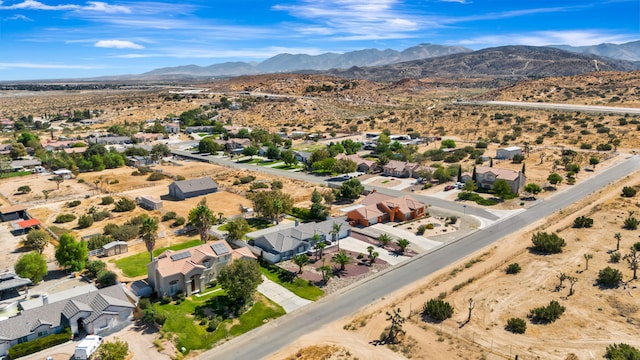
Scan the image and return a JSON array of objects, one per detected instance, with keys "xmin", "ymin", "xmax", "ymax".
[
  {"xmin": 332, "ymin": 250, "xmax": 352, "ymax": 271},
  {"xmin": 378, "ymin": 234, "xmax": 392, "ymax": 248},
  {"xmin": 396, "ymin": 239, "xmax": 410, "ymax": 254},
  {"xmin": 309, "ymin": 233, "xmax": 322, "ymax": 256},
  {"xmin": 317, "ymin": 260, "xmax": 332, "ymax": 283},
  {"xmin": 316, "ymin": 241, "xmax": 326, "ymax": 261},
  {"xmin": 292, "ymin": 254, "xmax": 309, "ymax": 274},
  {"xmin": 330, "ymin": 222, "xmax": 342, "ymax": 249},
  {"xmin": 367, "ymin": 246, "xmax": 379, "ymax": 264},
  {"xmin": 188, "ymin": 198, "xmax": 215, "ymax": 242},
  {"xmin": 140, "ymin": 217, "xmax": 159, "ymax": 261}
]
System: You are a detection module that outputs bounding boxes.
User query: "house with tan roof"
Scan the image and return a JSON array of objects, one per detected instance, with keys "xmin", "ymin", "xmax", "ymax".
[
  {"xmin": 346, "ymin": 191, "xmax": 426, "ymax": 227},
  {"xmin": 146, "ymin": 240, "xmax": 255, "ymax": 297},
  {"xmin": 335, "ymin": 154, "xmax": 379, "ymax": 173},
  {"xmin": 381, "ymin": 160, "xmax": 432, "ymax": 178},
  {"xmin": 462, "ymin": 165, "xmax": 526, "ymax": 194}
]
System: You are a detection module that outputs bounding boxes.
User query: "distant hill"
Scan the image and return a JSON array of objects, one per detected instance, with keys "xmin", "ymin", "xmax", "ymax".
[
  {"xmin": 551, "ymin": 40, "xmax": 640, "ymax": 62},
  {"xmin": 323, "ymin": 46, "xmax": 639, "ymax": 82},
  {"xmin": 140, "ymin": 43, "xmax": 472, "ymax": 78}
]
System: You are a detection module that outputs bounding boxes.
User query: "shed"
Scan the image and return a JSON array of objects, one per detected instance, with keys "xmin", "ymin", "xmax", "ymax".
[
  {"xmin": 102, "ymin": 241, "xmax": 128, "ymax": 257},
  {"xmin": 0, "ymin": 272, "xmax": 31, "ymax": 300},
  {"xmin": 168, "ymin": 176, "xmax": 218, "ymax": 200},
  {"xmin": 496, "ymin": 146, "xmax": 522, "ymax": 160},
  {"xmin": 12, "ymin": 218, "xmax": 40, "ymax": 234},
  {"xmin": 0, "ymin": 205, "xmax": 27, "ymax": 222},
  {"xmin": 137, "ymin": 195, "xmax": 163, "ymax": 210},
  {"xmin": 52, "ymin": 169, "xmax": 72, "ymax": 179}
]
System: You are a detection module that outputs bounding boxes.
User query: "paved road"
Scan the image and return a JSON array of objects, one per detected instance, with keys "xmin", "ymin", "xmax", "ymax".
[
  {"xmin": 458, "ymin": 100, "xmax": 640, "ymax": 115},
  {"xmin": 200, "ymin": 155, "xmax": 640, "ymax": 360}
]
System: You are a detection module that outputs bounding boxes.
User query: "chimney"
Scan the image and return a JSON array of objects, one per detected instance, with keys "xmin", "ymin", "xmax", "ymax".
[{"xmin": 42, "ymin": 294, "xmax": 48, "ymax": 305}]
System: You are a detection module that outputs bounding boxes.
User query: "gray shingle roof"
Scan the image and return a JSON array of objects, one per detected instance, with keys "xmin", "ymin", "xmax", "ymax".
[
  {"xmin": 253, "ymin": 218, "xmax": 348, "ymax": 254},
  {"xmin": 171, "ymin": 176, "xmax": 218, "ymax": 194}
]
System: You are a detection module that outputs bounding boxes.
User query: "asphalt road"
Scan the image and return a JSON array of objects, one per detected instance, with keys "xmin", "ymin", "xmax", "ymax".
[
  {"xmin": 200, "ymin": 155, "xmax": 640, "ymax": 359},
  {"xmin": 458, "ymin": 101, "xmax": 640, "ymax": 115}
]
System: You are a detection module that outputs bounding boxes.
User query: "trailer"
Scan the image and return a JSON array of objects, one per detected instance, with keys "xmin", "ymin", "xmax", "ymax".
[{"xmin": 74, "ymin": 335, "xmax": 103, "ymax": 360}]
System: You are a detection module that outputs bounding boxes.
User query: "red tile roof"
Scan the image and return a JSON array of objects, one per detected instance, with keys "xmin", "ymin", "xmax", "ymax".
[{"xmin": 17, "ymin": 218, "xmax": 40, "ymax": 229}]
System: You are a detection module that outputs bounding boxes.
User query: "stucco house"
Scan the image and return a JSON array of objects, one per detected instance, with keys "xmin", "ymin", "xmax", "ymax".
[
  {"xmin": 496, "ymin": 146, "xmax": 523, "ymax": 160},
  {"xmin": 382, "ymin": 160, "xmax": 421, "ymax": 178},
  {"xmin": 168, "ymin": 176, "xmax": 218, "ymax": 200},
  {"xmin": 347, "ymin": 191, "xmax": 426, "ymax": 227},
  {"xmin": 462, "ymin": 166, "xmax": 526, "ymax": 194},
  {"xmin": 147, "ymin": 240, "xmax": 253, "ymax": 297},
  {"xmin": 335, "ymin": 154, "xmax": 379, "ymax": 173}
]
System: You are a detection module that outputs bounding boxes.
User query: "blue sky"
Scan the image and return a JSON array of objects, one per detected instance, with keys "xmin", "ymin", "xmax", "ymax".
[{"xmin": 0, "ymin": 0, "xmax": 638, "ymax": 81}]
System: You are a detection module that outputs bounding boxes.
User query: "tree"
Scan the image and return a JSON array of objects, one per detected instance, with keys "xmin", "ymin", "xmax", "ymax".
[
  {"xmin": 524, "ymin": 183, "xmax": 542, "ymax": 195},
  {"xmin": 113, "ymin": 197, "xmax": 136, "ymax": 212},
  {"xmin": 383, "ymin": 308, "xmax": 406, "ymax": 344},
  {"xmin": 622, "ymin": 186, "xmax": 637, "ymax": 198},
  {"xmin": 317, "ymin": 260, "xmax": 332, "ymax": 283},
  {"xmin": 547, "ymin": 172, "xmax": 563, "ymax": 187},
  {"xmin": 188, "ymin": 198, "xmax": 216, "ymax": 242},
  {"xmin": 598, "ymin": 266, "xmax": 623, "ymax": 287},
  {"xmin": 217, "ymin": 259, "xmax": 263, "ymax": 308},
  {"xmin": 52, "ymin": 175, "xmax": 64, "ymax": 190},
  {"xmin": 14, "ymin": 252, "xmax": 47, "ymax": 284},
  {"xmin": 568, "ymin": 276, "xmax": 578, "ymax": 296},
  {"xmin": 462, "ymin": 180, "xmax": 477, "ymax": 192},
  {"xmin": 151, "ymin": 143, "xmax": 171, "ymax": 161},
  {"xmin": 573, "ymin": 216, "xmax": 594, "ymax": 228},
  {"xmin": 85, "ymin": 259, "xmax": 106, "ymax": 278},
  {"xmin": 77, "ymin": 214, "xmax": 94, "ymax": 229},
  {"xmin": 309, "ymin": 189, "xmax": 328, "ymax": 221},
  {"xmin": 367, "ymin": 245, "xmax": 379, "ymax": 264},
  {"xmin": 589, "ymin": 156, "xmax": 600, "ymax": 168},
  {"xmin": 96, "ymin": 270, "xmax": 117, "ymax": 287},
  {"xmin": 529, "ymin": 300, "xmax": 565, "ymax": 323},
  {"xmin": 23, "ymin": 229, "xmax": 50, "ymax": 254},
  {"xmin": 422, "ymin": 298, "xmax": 454, "ymax": 322},
  {"xmin": 226, "ymin": 217, "xmax": 250, "ymax": 241},
  {"xmin": 492, "ymin": 179, "xmax": 512, "ymax": 198},
  {"xmin": 605, "ymin": 343, "xmax": 640, "ymax": 360},
  {"xmin": 584, "ymin": 253, "xmax": 593, "ymax": 270},
  {"xmin": 55, "ymin": 234, "xmax": 88, "ymax": 272},
  {"xmin": 615, "ymin": 232, "xmax": 622, "ymax": 251},
  {"xmin": 531, "ymin": 232, "xmax": 566, "ymax": 254},
  {"xmin": 331, "ymin": 250, "xmax": 352, "ymax": 271},
  {"xmin": 339, "ymin": 178, "xmax": 364, "ymax": 200},
  {"xmin": 316, "ymin": 241, "xmax": 326, "ymax": 261},
  {"xmin": 396, "ymin": 239, "xmax": 410, "ymax": 254},
  {"xmin": 378, "ymin": 233, "xmax": 392, "ymax": 248},
  {"xmin": 281, "ymin": 150, "xmax": 298, "ymax": 166},
  {"xmin": 42, "ymin": 189, "xmax": 51, "ymax": 201},
  {"xmin": 94, "ymin": 337, "xmax": 129, "ymax": 360},
  {"xmin": 292, "ymin": 254, "xmax": 309, "ymax": 274},
  {"xmin": 17, "ymin": 185, "xmax": 31, "ymax": 194},
  {"xmin": 505, "ymin": 317, "xmax": 527, "ymax": 334},
  {"xmin": 512, "ymin": 154, "xmax": 525, "ymax": 163},
  {"xmin": 242, "ymin": 145, "xmax": 258, "ymax": 159},
  {"xmin": 624, "ymin": 214, "xmax": 639, "ymax": 230},
  {"xmin": 265, "ymin": 145, "xmax": 280, "ymax": 160},
  {"xmin": 198, "ymin": 137, "xmax": 220, "ymax": 154},
  {"xmin": 624, "ymin": 242, "xmax": 640, "ymax": 280},
  {"xmin": 440, "ymin": 139, "xmax": 456, "ymax": 149},
  {"xmin": 249, "ymin": 190, "xmax": 293, "ymax": 224},
  {"xmin": 330, "ymin": 222, "xmax": 342, "ymax": 242},
  {"xmin": 140, "ymin": 217, "xmax": 159, "ymax": 261}
]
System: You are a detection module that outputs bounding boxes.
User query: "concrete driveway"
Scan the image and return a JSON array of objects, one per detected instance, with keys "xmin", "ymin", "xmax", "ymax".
[
  {"xmin": 338, "ymin": 237, "xmax": 409, "ymax": 265},
  {"xmin": 370, "ymin": 223, "xmax": 443, "ymax": 252},
  {"xmin": 257, "ymin": 276, "xmax": 312, "ymax": 313}
]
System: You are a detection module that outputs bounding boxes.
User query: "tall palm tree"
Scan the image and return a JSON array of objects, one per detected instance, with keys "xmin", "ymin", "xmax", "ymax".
[
  {"xmin": 188, "ymin": 198, "xmax": 215, "ymax": 242},
  {"xmin": 331, "ymin": 250, "xmax": 352, "ymax": 271},
  {"xmin": 330, "ymin": 222, "xmax": 342, "ymax": 242},
  {"xmin": 140, "ymin": 217, "xmax": 159, "ymax": 261},
  {"xmin": 292, "ymin": 254, "xmax": 309, "ymax": 274},
  {"xmin": 316, "ymin": 241, "xmax": 326, "ymax": 261}
]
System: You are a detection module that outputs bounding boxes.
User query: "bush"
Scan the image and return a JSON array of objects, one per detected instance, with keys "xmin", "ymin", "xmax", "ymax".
[
  {"xmin": 425, "ymin": 223, "xmax": 434, "ymax": 230},
  {"xmin": 531, "ymin": 232, "xmax": 566, "ymax": 254},
  {"xmin": 573, "ymin": 216, "xmax": 594, "ymax": 228},
  {"xmin": 8, "ymin": 328, "xmax": 72, "ymax": 359},
  {"xmin": 172, "ymin": 217, "xmax": 186, "ymax": 227},
  {"xmin": 92, "ymin": 210, "xmax": 111, "ymax": 222},
  {"xmin": 114, "ymin": 197, "xmax": 136, "ymax": 212},
  {"xmin": 610, "ymin": 252, "xmax": 621, "ymax": 263},
  {"xmin": 206, "ymin": 318, "xmax": 220, "ymax": 332},
  {"xmin": 448, "ymin": 216, "xmax": 458, "ymax": 224},
  {"xmin": 598, "ymin": 266, "xmax": 623, "ymax": 288},
  {"xmin": 87, "ymin": 234, "xmax": 112, "ymax": 250},
  {"xmin": 162, "ymin": 211, "xmax": 177, "ymax": 221},
  {"xmin": 108, "ymin": 224, "xmax": 140, "ymax": 242},
  {"xmin": 512, "ymin": 154, "xmax": 525, "ymax": 163},
  {"xmin": 250, "ymin": 182, "xmax": 269, "ymax": 190},
  {"xmin": 138, "ymin": 298, "xmax": 151, "ymax": 310},
  {"xmin": 176, "ymin": 175, "xmax": 186, "ymax": 181},
  {"xmin": 605, "ymin": 343, "xmax": 640, "ymax": 359},
  {"xmin": 624, "ymin": 216, "xmax": 639, "ymax": 230},
  {"xmin": 505, "ymin": 317, "xmax": 527, "ymax": 334},
  {"xmin": 66, "ymin": 200, "xmax": 81, "ymax": 208},
  {"xmin": 54, "ymin": 214, "xmax": 77, "ymax": 223},
  {"xmin": 85, "ymin": 260, "xmax": 106, "ymax": 278},
  {"xmin": 239, "ymin": 175, "xmax": 256, "ymax": 184},
  {"xmin": 146, "ymin": 172, "xmax": 165, "ymax": 181},
  {"xmin": 101, "ymin": 196, "xmax": 114, "ymax": 205},
  {"xmin": 96, "ymin": 270, "xmax": 117, "ymax": 287},
  {"xmin": 622, "ymin": 186, "xmax": 637, "ymax": 198},
  {"xmin": 77, "ymin": 214, "xmax": 94, "ymax": 229},
  {"xmin": 290, "ymin": 207, "xmax": 311, "ymax": 220},
  {"xmin": 417, "ymin": 225, "xmax": 427, "ymax": 235},
  {"xmin": 422, "ymin": 298, "xmax": 454, "ymax": 322},
  {"xmin": 529, "ymin": 300, "xmax": 565, "ymax": 323},
  {"xmin": 505, "ymin": 263, "xmax": 521, "ymax": 274}
]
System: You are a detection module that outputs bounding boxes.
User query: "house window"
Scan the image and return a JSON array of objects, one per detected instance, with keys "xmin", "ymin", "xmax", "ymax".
[
  {"xmin": 17, "ymin": 336, "xmax": 29, "ymax": 344},
  {"xmin": 169, "ymin": 280, "xmax": 180, "ymax": 295},
  {"xmin": 37, "ymin": 330, "xmax": 48, "ymax": 337},
  {"xmin": 203, "ymin": 260, "xmax": 210, "ymax": 268}
]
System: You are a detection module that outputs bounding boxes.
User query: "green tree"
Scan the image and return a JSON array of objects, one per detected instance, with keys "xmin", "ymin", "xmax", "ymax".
[
  {"xmin": 17, "ymin": 185, "xmax": 31, "ymax": 194},
  {"xmin": 367, "ymin": 246, "xmax": 379, "ymax": 264},
  {"xmin": 265, "ymin": 144, "xmax": 280, "ymax": 160},
  {"xmin": 331, "ymin": 250, "xmax": 352, "ymax": 271},
  {"xmin": 217, "ymin": 259, "xmax": 263, "ymax": 308},
  {"xmin": 96, "ymin": 270, "xmax": 117, "ymax": 287},
  {"xmin": 333, "ymin": 159, "xmax": 357, "ymax": 174},
  {"xmin": 77, "ymin": 214, "xmax": 94, "ymax": 229},
  {"xmin": 55, "ymin": 233, "xmax": 88, "ymax": 272},
  {"xmin": 605, "ymin": 343, "xmax": 640, "ymax": 360},
  {"xmin": 23, "ymin": 229, "xmax": 50, "ymax": 254},
  {"xmin": 292, "ymin": 254, "xmax": 309, "ymax": 274},
  {"xmin": 462, "ymin": 180, "xmax": 477, "ymax": 192},
  {"xmin": 113, "ymin": 197, "xmax": 136, "ymax": 212},
  {"xmin": 396, "ymin": 238, "xmax": 410, "ymax": 254},
  {"xmin": 589, "ymin": 156, "xmax": 600, "ymax": 168},
  {"xmin": 624, "ymin": 242, "xmax": 640, "ymax": 280},
  {"xmin": 249, "ymin": 190, "xmax": 293, "ymax": 224},
  {"xmin": 529, "ymin": 300, "xmax": 565, "ymax": 323},
  {"xmin": 85, "ymin": 259, "xmax": 106, "ymax": 278},
  {"xmin": 492, "ymin": 179, "xmax": 512, "ymax": 198},
  {"xmin": 140, "ymin": 217, "xmax": 159, "ymax": 261},
  {"xmin": 378, "ymin": 233, "xmax": 392, "ymax": 248},
  {"xmin": 573, "ymin": 216, "xmax": 594, "ymax": 228},
  {"xmin": 281, "ymin": 150, "xmax": 298, "ymax": 166},
  {"xmin": 242, "ymin": 145, "xmax": 258, "ymax": 159},
  {"xmin": 531, "ymin": 232, "xmax": 566, "ymax": 254},
  {"xmin": 422, "ymin": 298, "xmax": 454, "ymax": 322},
  {"xmin": 317, "ymin": 261, "xmax": 332, "ymax": 283},
  {"xmin": 598, "ymin": 266, "xmax": 623, "ymax": 288},
  {"xmin": 198, "ymin": 137, "xmax": 220, "ymax": 154},
  {"xmin": 226, "ymin": 217, "xmax": 251, "ymax": 241},
  {"xmin": 94, "ymin": 337, "xmax": 129, "ymax": 360},
  {"xmin": 505, "ymin": 317, "xmax": 527, "ymax": 334},
  {"xmin": 14, "ymin": 252, "xmax": 48, "ymax": 284},
  {"xmin": 309, "ymin": 189, "xmax": 328, "ymax": 221},
  {"xmin": 524, "ymin": 183, "xmax": 542, "ymax": 195},
  {"xmin": 440, "ymin": 139, "xmax": 456, "ymax": 149},
  {"xmin": 547, "ymin": 172, "xmax": 563, "ymax": 187},
  {"xmin": 330, "ymin": 222, "xmax": 342, "ymax": 242},
  {"xmin": 188, "ymin": 198, "xmax": 216, "ymax": 242},
  {"xmin": 339, "ymin": 178, "xmax": 364, "ymax": 200},
  {"xmin": 151, "ymin": 143, "xmax": 171, "ymax": 161},
  {"xmin": 622, "ymin": 186, "xmax": 637, "ymax": 198}
]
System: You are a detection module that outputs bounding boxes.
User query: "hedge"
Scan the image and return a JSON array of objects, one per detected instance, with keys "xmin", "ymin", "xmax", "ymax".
[{"xmin": 8, "ymin": 328, "xmax": 71, "ymax": 359}]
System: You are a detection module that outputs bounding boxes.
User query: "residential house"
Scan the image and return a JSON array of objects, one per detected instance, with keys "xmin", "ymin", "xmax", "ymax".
[
  {"xmin": 294, "ymin": 151, "xmax": 312, "ymax": 164},
  {"xmin": 168, "ymin": 176, "xmax": 218, "ymax": 200},
  {"xmin": 133, "ymin": 133, "xmax": 164, "ymax": 143},
  {"xmin": 185, "ymin": 126, "xmax": 214, "ymax": 134},
  {"xmin": 382, "ymin": 160, "xmax": 420, "ymax": 178},
  {"xmin": 335, "ymin": 154, "xmax": 379, "ymax": 173},
  {"xmin": 102, "ymin": 241, "xmax": 128, "ymax": 257},
  {"xmin": 462, "ymin": 165, "xmax": 526, "ymax": 194},
  {"xmin": 0, "ymin": 272, "xmax": 31, "ymax": 301},
  {"xmin": 163, "ymin": 123, "xmax": 180, "ymax": 134},
  {"xmin": 346, "ymin": 192, "xmax": 426, "ymax": 227},
  {"xmin": 136, "ymin": 195, "xmax": 163, "ymax": 210},
  {"xmin": 10, "ymin": 159, "xmax": 41, "ymax": 172},
  {"xmin": 11, "ymin": 218, "xmax": 41, "ymax": 235},
  {"xmin": 0, "ymin": 205, "xmax": 27, "ymax": 222},
  {"xmin": 496, "ymin": 146, "xmax": 522, "ymax": 160},
  {"xmin": 86, "ymin": 135, "xmax": 131, "ymax": 145},
  {"xmin": 64, "ymin": 147, "xmax": 87, "ymax": 155},
  {"xmin": 251, "ymin": 218, "xmax": 350, "ymax": 263},
  {"xmin": 225, "ymin": 138, "xmax": 252, "ymax": 151},
  {"xmin": 126, "ymin": 156, "xmax": 154, "ymax": 167},
  {"xmin": 146, "ymin": 241, "xmax": 251, "ymax": 297},
  {"xmin": 0, "ymin": 284, "xmax": 135, "ymax": 357}
]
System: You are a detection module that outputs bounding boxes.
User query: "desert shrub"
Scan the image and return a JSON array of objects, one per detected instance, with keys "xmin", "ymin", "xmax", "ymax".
[
  {"xmin": 610, "ymin": 252, "xmax": 621, "ymax": 263},
  {"xmin": 54, "ymin": 214, "xmax": 77, "ymax": 223},
  {"xmin": 250, "ymin": 182, "xmax": 269, "ymax": 190},
  {"xmin": 271, "ymin": 180, "xmax": 283, "ymax": 190},
  {"xmin": 448, "ymin": 216, "xmax": 458, "ymax": 224},
  {"xmin": 531, "ymin": 232, "xmax": 565, "ymax": 254},
  {"xmin": 426, "ymin": 223, "xmax": 434, "ymax": 230},
  {"xmin": 573, "ymin": 216, "xmax": 594, "ymax": 228},
  {"xmin": 109, "ymin": 224, "xmax": 140, "ymax": 242},
  {"xmin": 162, "ymin": 211, "xmax": 177, "ymax": 221},
  {"xmin": 240, "ymin": 175, "xmax": 256, "ymax": 184},
  {"xmin": 137, "ymin": 166, "xmax": 152, "ymax": 175},
  {"xmin": 172, "ymin": 217, "xmax": 186, "ymax": 227},
  {"xmin": 113, "ymin": 197, "xmax": 136, "ymax": 212},
  {"xmin": 146, "ymin": 172, "xmax": 165, "ymax": 181},
  {"xmin": 417, "ymin": 225, "xmax": 427, "ymax": 235},
  {"xmin": 110, "ymin": 179, "xmax": 119, "ymax": 184},
  {"xmin": 422, "ymin": 298, "xmax": 454, "ymax": 322},
  {"xmin": 529, "ymin": 300, "xmax": 565, "ymax": 323},
  {"xmin": 505, "ymin": 263, "xmax": 521, "ymax": 274},
  {"xmin": 622, "ymin": 186, "xmax": 637, "ymax": 198},
  {"xmin": 92, "ymin": 210, "xmax": 110, "ymax": 221},
  {"xmin": 512, "ymin": 154, "xmax": 525, "ymax": 163},
  {"xmin": 77, "ymin": 214, "xmax": 94, "ymax": 229},
  {"xmin": 176, "ymin": 175, "xmax": 186, "ymax": 181},
  {"xmin": 605, "ymin": 343, "xmax": 640, "ymax": 359},
  {"xmin": 101, "ymin": 196, "xmax": 114, "ymax": 205},
  {"xmin": 66, "ymin": 200, "xmax": 81, "ymax": 208},
  {"xmin": 624, "ymin": 216, "xmax": 639, "ymax": 230},
  {"xmin": 598, "ymin": 266, "xmax": 623, "ymax": 288},
  {"xmin": 505, "ymin": 317, "xmax": 527, "ymax": 334}
]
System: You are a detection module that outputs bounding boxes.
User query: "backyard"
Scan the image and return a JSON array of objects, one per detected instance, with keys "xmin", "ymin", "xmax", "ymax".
[{"xmin": 113, "ymin": 239, "xmax": 202, "ymax": 278}]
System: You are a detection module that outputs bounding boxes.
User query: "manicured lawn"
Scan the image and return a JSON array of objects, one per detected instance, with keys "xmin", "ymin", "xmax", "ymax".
[
  {"xmin": 155, "ymin": 290, "xmax": 284, "ymax": 353},
  {"xmin": 257, "ymin": 160, "xmax": 280, "ymax": 166},
  {"xmin": 273, "ymin": 164, "xmax": 301, "ymax": 170},
  {"xmin": 237, "ymin": 158, "xmax": 262, "ymax": 164},
  {"xmin": 218, "ymin": 218, "xmax": 273, "ymax": 232},
  {"xmin": 260, "ymin": 262, "xmax": 324, "ymax": 301},
  {"xmin": 0, "ymin": 171, "xmax": 32, "ymax": 179},
  {"xmin": 114, "ymin": 239, "xmax": 202, "ymax": 277}
]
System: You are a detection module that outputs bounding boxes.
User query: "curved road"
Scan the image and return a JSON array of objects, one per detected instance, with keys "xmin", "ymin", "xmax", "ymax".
[
  {"xmin": 200, "ymin": 155, "xmax": 640, "ymax": 359},
  {"xmin": 458, "ymin": 100, "xmax": 640, "ymax": 115}
]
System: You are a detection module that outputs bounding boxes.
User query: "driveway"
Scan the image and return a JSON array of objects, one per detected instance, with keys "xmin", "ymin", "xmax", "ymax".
[
  {"xmin": 370, "ymin": 223, "xmax": 443, "ymax": 252},
  {"xmin": 360, "ymin": 176, "xmax": 415, "ymax": 190},
  {"xmin": 338, "ymin": 237, "xmax": 409, "ymax": 265},
  {"xmin": 257, "ymin": 276, "xmax": 312, "ymax": 313}
]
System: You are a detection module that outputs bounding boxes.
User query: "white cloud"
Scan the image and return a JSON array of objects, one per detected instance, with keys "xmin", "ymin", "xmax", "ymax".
[
  {"xmin": 458, "ymin": 30, "xmax": 638, "ymax": 48},
  {"xmin": 0, "ymin": 62, "xmax": 102, "ymax": 69},
  {"xmin": 440, "ymin": 0, "xmax": 471, "ymax": 3},
  {"xmin": 82, "ymin": 1, "xmax": 130, "ymax": 14},
  {"xmin": 113, "ymin": 46, "xmax": 326, "ymax": 59},
  {"xmin": 95, "ymin": 40, "xmax": 144, "ymax": 49},
  {"xmin": 0, "ymin": 0, "xmax": 130, "ymax": 13},
  {"xmin": 5, "ymin": 14, "xmax": 33, "ymax": 21}
]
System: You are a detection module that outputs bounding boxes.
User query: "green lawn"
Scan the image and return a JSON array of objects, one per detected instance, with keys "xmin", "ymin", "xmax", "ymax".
[
  {"xmin": 237, "ymin": 158, "xmax": 262, "ymax": 164},
  {"xmin": 0, "ymin": 171, "xmax": 32, "ymax": 179},
  {"xmin": 114, "ymin": 239, "xmax": 202, "ymax": 277},
  {"xmin": 257, "ymin": 160, "xmax": 280, "ymax": 166},
  {"xmin": 218, "ymin": 218, "xmax": 273, "ymax": 232},
  {"xmin": 155, "ymin": 289, "xmax": 284, "ymax": 353},
  {"xmin": 260, "ymin": 262, "xmax": 324, "ymax": 301},
  {"xmin": 272, "ymin": 164, "xmax": 301, "ymax": 170}
]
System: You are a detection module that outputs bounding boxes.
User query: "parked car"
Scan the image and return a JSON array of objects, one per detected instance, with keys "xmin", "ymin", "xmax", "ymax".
[
  {"xmin": 444, "ymin": 185, "xmax": 455, "ymax": 191},
  {"xmin": 454, "ymin": 182, "xmax": 465, "ymax": 189}
]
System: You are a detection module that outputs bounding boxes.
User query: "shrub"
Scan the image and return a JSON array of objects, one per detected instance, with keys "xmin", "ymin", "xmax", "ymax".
[
  {"xmin": 109, "ymin": 224, "xmax": 140, "ymax": 242},
  {"xmin": 96, "ymin": 270, "xmax": 117, "ymax": 287},
  {"xmin": 425, "ymin": 223, "xmax": 434, "ymax": 230},
  {"xmin": 66, "ymin": 200, "xmax": 81, "ymax": 208},
  {"xmin": 206, "ymin": 317, "xmax": 220, "ymax": 332},
  {"xmin": 605, "ymin": 343, "xmax": 640, "ymax": 359},
  {"xmin": 77, "ymin": 214, "xmax": 94, "ymax": 229},
  {"xmin": 172, "ymin": 217, "xmax": 186, "ymax": 227},
  {"xmin": 624, "ymin": 216, "xmax": 639, "ymax": 230},
  {"xmin": 101, "ymin": 196, "xmax": 114, "ymax": 205},
  {"xmin": 610, "ymin": 252, "xmax": 621, "ymax": 263},
  {"xmin": 240, "ymin": 175, "xmax": 256, "ymax": 184},
  {"xmin": 114, "ymin": 197, "xmax": 136, "ymax": 212},
  {"xmin": 448, "ymin": 216, "xmax": 458, "ymax": 225},
  {"xmin": 138, "ymin": 298, "xmax": 151, "ymax": 310},
  {"xmin": 506, "ymin": 263, "xmax": 521, "ymax": 274},
  {"xmin": 290, "ymin": 207, "xmax": 311, "ymax": 220},
  {"xmin": 54, "ymin": 214, "xmax": 77, "ymax": 223},
  {"xmin": 87, "ymin": 234, "xmax": 112, "ymax": 250},
  {"xmin": 529, "ymin": 300, "xmax": 565, "ymax": 323},
  {"xmin": 417, "ymin": 225, "xmax": 427, "ymax": 235},
  {"xmin": 85, "ymin": 260, "xmax": 106, "ymax": 278},
  {"xmin": 512, "ymin": 154, "xmax": 525, "ymax": 163},
  {"xmin": 531, "ymin": 232, "xmax": 566, "ymax": 254},
  {"xmin": 250, "ymin": 182, "xmax": 269, "ymax": 190},
  {"xmin": 573, "ymin": 216, "xmax": 594, "ymax": 228},
  {"xmin": 176, "ymin": 175, "xmax": 186, "ymax": 181},
  {"xmin": 505, "ymin": 317, "xmax": 527, "ymax": 334},
  {"xmin": 8, "ymin": 328, "xmax": 71, "ymax": 359},
  {"xmin": 92, "ymin": 210, "xmax": 110, "ymax": 221},
  {"xmin": 622, "ymin": 186, "xmax": 637, "ymax": 198},
  {"xmin": 146, "ymin": 172, "xmax": 165, "ymax": 181},
  {"xmin": 422, "ymin": 298, "xmax": 454, "ymax": 322},
  {"xmin": 598, "ymin": 266, "xmax": 623, "ymax": 288},
  {"xmin": 162, "ymin": 211, "xmax": 177, "ymax": 221}
]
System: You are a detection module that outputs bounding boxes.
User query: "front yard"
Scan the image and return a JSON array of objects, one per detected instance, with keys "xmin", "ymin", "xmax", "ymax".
[
  {"xmin": 260, "ymin": 261, "xmax": 325, "ymax": 301},
  {"xmin": 113, "ymin": 239, "xmax": 202, "ymax": 277}
]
